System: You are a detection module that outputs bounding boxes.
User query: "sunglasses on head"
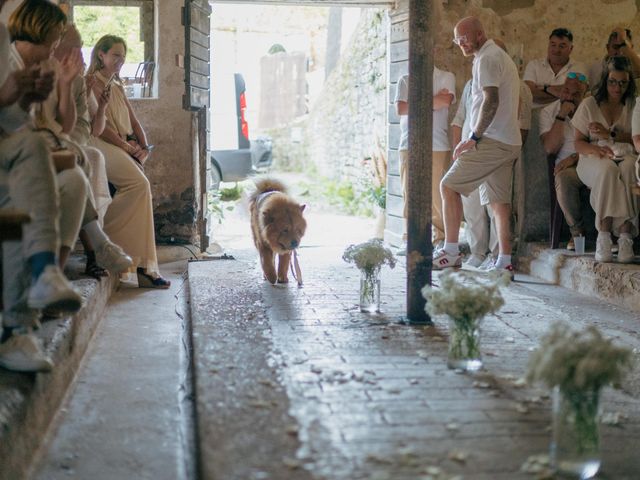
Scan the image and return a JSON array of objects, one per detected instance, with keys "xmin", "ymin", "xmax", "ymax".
[
  {"xmin": 607, "ymin": 78, "xmax": 629, "ymax": 87},
  {"xmin": 567, "ymin": 72, "xmax": 587, "ymax": 83}
]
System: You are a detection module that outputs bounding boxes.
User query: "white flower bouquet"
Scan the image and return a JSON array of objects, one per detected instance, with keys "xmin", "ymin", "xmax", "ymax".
[
  {"xmin": 422, "ymin": 271, "xmax": 507, "ymax": 369},
  {"xmin": 343, "ymin": 239, "xmax": 396, "ymax": 312},
  {"xmin": 527, "ymin": 323, "xmax": 632, "ymax": 474}
]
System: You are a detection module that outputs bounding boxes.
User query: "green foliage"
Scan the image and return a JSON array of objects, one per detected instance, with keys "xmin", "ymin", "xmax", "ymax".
[
  {"xmin": 365, "ymin": 185, "xmax": 386, "ymax": 210},
  {"xmin": 298, "ymin": 177, "xmax": 374, "ymax": 217},
  {"xmin": 74, "ymin": 6, "xmax": 145, "ymax": 63},
  {"xmin": 219, "ymin": 183, "xmax": 243, "ymax": 202},
  {"xmin": 207, "ymin": 190, "xmax": 235, "ymax": 225}
]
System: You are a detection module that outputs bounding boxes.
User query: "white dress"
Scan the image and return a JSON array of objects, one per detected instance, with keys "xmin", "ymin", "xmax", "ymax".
[{"xmin": 572, "ymin": 96, "xmax": 639, "ymax": 236}]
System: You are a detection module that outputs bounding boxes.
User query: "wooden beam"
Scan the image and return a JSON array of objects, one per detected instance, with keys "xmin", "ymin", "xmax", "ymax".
[{"xmin": 405, "ymin": 0, "xmax": 433, "ymax": 324}]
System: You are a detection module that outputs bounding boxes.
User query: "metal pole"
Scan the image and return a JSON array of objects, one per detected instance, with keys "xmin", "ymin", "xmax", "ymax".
[{"xmin": 405, "ymin": 0, "xmax": 433, "ymax": 324}]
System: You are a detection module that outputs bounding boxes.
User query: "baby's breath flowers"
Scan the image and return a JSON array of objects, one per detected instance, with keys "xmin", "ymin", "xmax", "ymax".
[
  {"xmin": 422, "ymin": 271, "xmax": 508, "ymax": 369},
  {"xmin": 342, "ymin": 238, "xmax": 396, "ymax": 275},
  {"xmin": 527, "ymin": 323, "xmax": 632, "ymax": 465},
  {"xmin": 343, "ymin": 239, "xmax": 396, "ymax": 312},
  {"xmin": 527, "ymin": 323, "xmax": 632, "ymax": 393}
]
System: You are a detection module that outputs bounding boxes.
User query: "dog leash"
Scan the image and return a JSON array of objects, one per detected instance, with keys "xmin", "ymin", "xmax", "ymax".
[{"xmin": 290, "ymin": 249, "xmax": 303, "ymax": 287}]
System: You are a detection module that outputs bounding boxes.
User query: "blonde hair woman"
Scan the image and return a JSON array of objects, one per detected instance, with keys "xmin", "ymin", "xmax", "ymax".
[{"xmin": 86, "ymin": 35, "xmax": 169, "ymax": 288}]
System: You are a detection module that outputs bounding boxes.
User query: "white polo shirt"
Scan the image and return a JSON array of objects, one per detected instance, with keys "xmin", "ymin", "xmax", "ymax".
[
  {"xmin": 395, "ymin": 69, "xmax": 457, "ymax": 152},
  {"xmin": 470, "ymin": 39, "xmax": 521, "ymax": 146},
  {"xmin": 524, "ymin": 57, "xmax": 589, "ymax": 108},
  {"xmin": 539, "ymin": 99, "xmax": 577, "ymax": 165}
]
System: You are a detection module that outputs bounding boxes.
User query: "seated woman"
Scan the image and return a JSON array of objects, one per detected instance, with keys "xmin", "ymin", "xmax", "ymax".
[
  {"xmin": 10, "ymin": 16, "xmax": 132, "ymax": 276},
  {"xmin": 573, "ymin": 56, "xmax": 639, "ymax": 263},
  {"xmin": 86, "ymin": 34, "xmax": 170, "ymax": 288}
]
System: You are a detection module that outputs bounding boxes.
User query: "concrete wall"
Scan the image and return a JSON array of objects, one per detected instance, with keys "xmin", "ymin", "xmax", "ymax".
[{"xmin": 385, "ymin": 0, "xmax": 640, "ymax": 247}]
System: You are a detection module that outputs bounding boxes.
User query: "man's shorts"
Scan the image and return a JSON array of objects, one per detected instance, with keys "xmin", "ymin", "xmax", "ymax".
[{"xmin": 441, "ymin": 137, "xmax": 520, "ymax": 206}]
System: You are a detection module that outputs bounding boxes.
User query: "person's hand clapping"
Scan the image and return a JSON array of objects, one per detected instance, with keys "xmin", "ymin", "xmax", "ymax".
[
  {"xmin": 588, "ymin": 122, "xmax": 610, "ymax": 140},
  {"xmin": 58, "ymin": 48, "xmax": 84, "ymax": 85}
]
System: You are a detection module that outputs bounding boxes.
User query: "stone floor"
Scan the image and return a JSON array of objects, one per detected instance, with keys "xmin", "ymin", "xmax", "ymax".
[{"xmin": 187, "ymin": 212, "xmax": 640, "ymax": 480}]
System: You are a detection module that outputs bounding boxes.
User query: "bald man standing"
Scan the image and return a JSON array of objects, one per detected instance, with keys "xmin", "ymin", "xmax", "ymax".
[{"xmin": 433, "ymin": 17, "xmax": 521, "ymax": 279}]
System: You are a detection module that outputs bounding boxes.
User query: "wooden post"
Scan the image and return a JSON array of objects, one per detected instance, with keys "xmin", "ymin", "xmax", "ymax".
[{"xmin": 405, "ymin": 0, "xmax": 433, "ymax": 324}]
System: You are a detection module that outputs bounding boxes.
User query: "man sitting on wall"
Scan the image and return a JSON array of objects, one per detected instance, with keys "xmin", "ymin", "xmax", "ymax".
[
  {"xmin": 539, "ymin": 72, "xmax": 590, "ymax": 250},
  {"xmin": 524, "ymin": 28, "xmax": 588, "ymax": 109},
  {"xmin": 589, "ymin": 27, "xmax": 640, "ymax": 92}
]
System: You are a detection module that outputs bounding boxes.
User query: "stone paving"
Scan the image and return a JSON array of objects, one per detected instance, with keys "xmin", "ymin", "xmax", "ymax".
[{"xmin": 189, "ymin": 212, "xmax": 640, "ymax": 480}]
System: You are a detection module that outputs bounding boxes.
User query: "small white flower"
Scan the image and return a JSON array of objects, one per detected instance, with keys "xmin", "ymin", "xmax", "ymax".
[{"xmin": 343, "ymin": 238, "xmax": 396, "ymax": 274}]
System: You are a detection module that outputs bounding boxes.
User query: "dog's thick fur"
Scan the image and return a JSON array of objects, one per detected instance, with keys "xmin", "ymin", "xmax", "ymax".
[{"xmin": 250, "ymin": 179, "xmax": 307, "ymax": 284}]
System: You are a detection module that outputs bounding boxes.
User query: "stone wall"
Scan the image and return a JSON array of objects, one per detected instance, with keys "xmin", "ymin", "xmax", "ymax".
[
  {"xmin": 268, "ymin": 8, "xmax": 388, "ymax": 184},
  {"xmin": 386, "ymin": 0, "xmax": 640, "ymax": 247}
]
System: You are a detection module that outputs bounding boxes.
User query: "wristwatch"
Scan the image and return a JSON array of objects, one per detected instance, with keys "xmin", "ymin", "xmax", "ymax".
[
  {"xmin": 543, "ymin": 84, "xmax": 550, "ymax": 94},
  {"xmin": 610, "ymin": 127, "xmax": 617, "ymax": 139},
  {"xmin": 470, "ymin": 131, "xmax": 482, "ymax": 143}
]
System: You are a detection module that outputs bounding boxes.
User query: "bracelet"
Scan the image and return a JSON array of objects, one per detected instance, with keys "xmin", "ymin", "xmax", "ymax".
[
  {"xmin": 543, "ymin": 84, "xmax": 549, "ymax": 94},
  {"xmin": 470, "ymin": 131, "xmax": 482, "ymax": 142},
  {"xmin": 555, "ymin": 115, "xmax": 566, "ymax": 122}
]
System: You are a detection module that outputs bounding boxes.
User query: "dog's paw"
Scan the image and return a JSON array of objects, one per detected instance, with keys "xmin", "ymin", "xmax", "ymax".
[
  {"xmin": 265, "ymin": 272, "xmax": 278, "ymax": 284},
  {"xmin": 277, "ymin": 276, "xmax": 289, "ymax": 284}
]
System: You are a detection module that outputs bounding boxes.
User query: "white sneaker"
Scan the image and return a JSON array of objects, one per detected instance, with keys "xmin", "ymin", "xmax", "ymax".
[
  {"xmin": 0, "ymin": 333, "xmax": 53, "ymax": 372},
  {"xmin": 486, "ymin": 263, "xmax": 515, "ymax": 281},
  {"xmin": 27, "ymin": 265, "xmax": 82, "ymax": 312},
  {"xmin": 478, "ymin": 255, "xmax": 496, "ymax": 271},
  {"xmin": 464, "ymin": 254, "xmax": 486, "ymax": 268},
  {"xmin": 96, "ymin": 241, "xmax": 133, "ymax": 274},
  {"xmin": 617, "ymin": 236, "xmax": 635, "ymax": 263},
  {"xmin": 433, "ymin": 248, "xmax": 462, "ymax": 270},
  {"xmin": 595, "ymin": 235, "xmax": 614, "ymax": 263}
]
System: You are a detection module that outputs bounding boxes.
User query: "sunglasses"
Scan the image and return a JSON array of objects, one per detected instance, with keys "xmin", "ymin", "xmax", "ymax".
[
  {"xmin": 607, "ymin": 78, "xmax": 629, "ymax": 87},
  {"xmin": 567, "ymin": 72, "xmax": 587, "ymax": 83},
  {"xmin": 453, "ymin": 35, "xmax": 467, "ymax": 46}
]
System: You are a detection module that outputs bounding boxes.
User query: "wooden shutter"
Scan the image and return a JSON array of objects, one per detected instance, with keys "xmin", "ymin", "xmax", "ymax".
[{"xmin": 183, "ymin": 0, "xmax": 211, "ymax": 111}]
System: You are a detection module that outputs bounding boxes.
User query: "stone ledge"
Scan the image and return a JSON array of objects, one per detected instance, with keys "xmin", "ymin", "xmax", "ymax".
[
  {"xmin": 517, "ymin": 242, "xmax": 640, "ymax": 313},
  {"xmin": 0, "ymin": 257, "xmax": 118, "ymax": 480}
]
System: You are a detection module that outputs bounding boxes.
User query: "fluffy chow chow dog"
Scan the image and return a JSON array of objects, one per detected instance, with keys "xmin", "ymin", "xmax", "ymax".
[{"xmin": 249, "ymin": 179, "xmax": 307, "ymax": 284}]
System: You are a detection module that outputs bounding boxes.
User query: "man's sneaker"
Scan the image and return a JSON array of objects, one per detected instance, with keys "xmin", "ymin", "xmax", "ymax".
[
  {"xmin": 595, "ymin": 235, "xmax": 614, "ymax": 263},
  {"xmin": 0, "ymin": 333, "xmax": 53, "ymax": 372},
  {"xmin": 478, "ymin": 255, "xmax": 495, "ymax": 271},
  {"xmin": 617, "ymin": 236, "xmax": 635, "ymax": 263},
  {"xmin": 486, "ymin": 263, "xmax": 515, "ymax": 281},
  {"xmin": 95, "ymin": 241, "xmax": 133, "ymax": 274},
  {"xmin": 433, "ymin": 248, "xmax": 462, "ymax": 270},
  {"xmin": 464, "ymin": 254, "xmax": 486, "ymax": 268},
  {"xmin": 27, "ymin": 265, "xmax": 82, "ymax": 312}
]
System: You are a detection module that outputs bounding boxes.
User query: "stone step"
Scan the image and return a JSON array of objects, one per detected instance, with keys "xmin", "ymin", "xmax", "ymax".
[
  {"xmin": 517, "ymin": 242, "xmax": 640, "ymax": 313},
  {"xmin": 0, "ymin": 256, "xmax": 118, "ymax": 480}
]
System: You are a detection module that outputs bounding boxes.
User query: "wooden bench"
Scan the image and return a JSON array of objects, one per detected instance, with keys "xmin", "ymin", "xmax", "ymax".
[{"xmin": 0, "ymin": 208, "xmax": 30, "ymax": 242}]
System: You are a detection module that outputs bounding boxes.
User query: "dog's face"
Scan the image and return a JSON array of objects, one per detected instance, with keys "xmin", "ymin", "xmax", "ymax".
[{"xmin": 261, "ymin": 199, "xmax": 307, "ymax": 254}]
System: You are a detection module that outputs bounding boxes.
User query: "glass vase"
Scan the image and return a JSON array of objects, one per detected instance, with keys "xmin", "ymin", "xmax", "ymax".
[
  {"xmin": 359, "ymin": 269, "xmax": 381, "ymax": 313},
  {"xmin": 551, "ymin": 386, "xmax": 601, "ymax": 479},
  {"xmin": 447, "ymin": 316, "xmax": 482, "ymax": 371}
]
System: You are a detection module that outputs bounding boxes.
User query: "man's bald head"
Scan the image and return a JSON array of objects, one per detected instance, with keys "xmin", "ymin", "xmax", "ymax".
[{"xmin": 454, "ymin": 16, "xmax": 487, "ymax": 57}]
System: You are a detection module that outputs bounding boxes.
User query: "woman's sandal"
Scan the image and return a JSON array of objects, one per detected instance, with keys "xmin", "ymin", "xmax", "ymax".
[
  {"xmin": 136, "ymin": 267, "xmax": 171, "ymax": 289},
  {"xmin": 85, "ymin": 259, "xmax": 109, "ymax": 279}
]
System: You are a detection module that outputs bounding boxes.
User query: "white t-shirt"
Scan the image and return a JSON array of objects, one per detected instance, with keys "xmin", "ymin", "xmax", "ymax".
[
  {"xmin": 524, "ymin": 57, "xmax": 589, "ymax": 108},
  {"xmin": 433, "ymin": 66, "xmax": 456, "ymax": 152},
  {"xmin": 0, "ymin": 24, "xmax": 30, "ymax": 135},
  {"xmin": 539, "ymin": 99, "xmax": 577, "ymax": 164},
  {"xmin": 451, "ymin": 79, "xmax": 472, "ymax": 140},
  {"xmin": 519, "ymin": 80, "xmax": 533, "ymax": 131},
  {"xmin": 394, "ymin": 69, "xmax": 457, "ymax": 152},
  {"xmin": 470, "ymin": 39, "xmax": 521, "ymax": 146},
  {"xmin": 395, "ymin": 74, "xmax": 409, "ymax": 151}
]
